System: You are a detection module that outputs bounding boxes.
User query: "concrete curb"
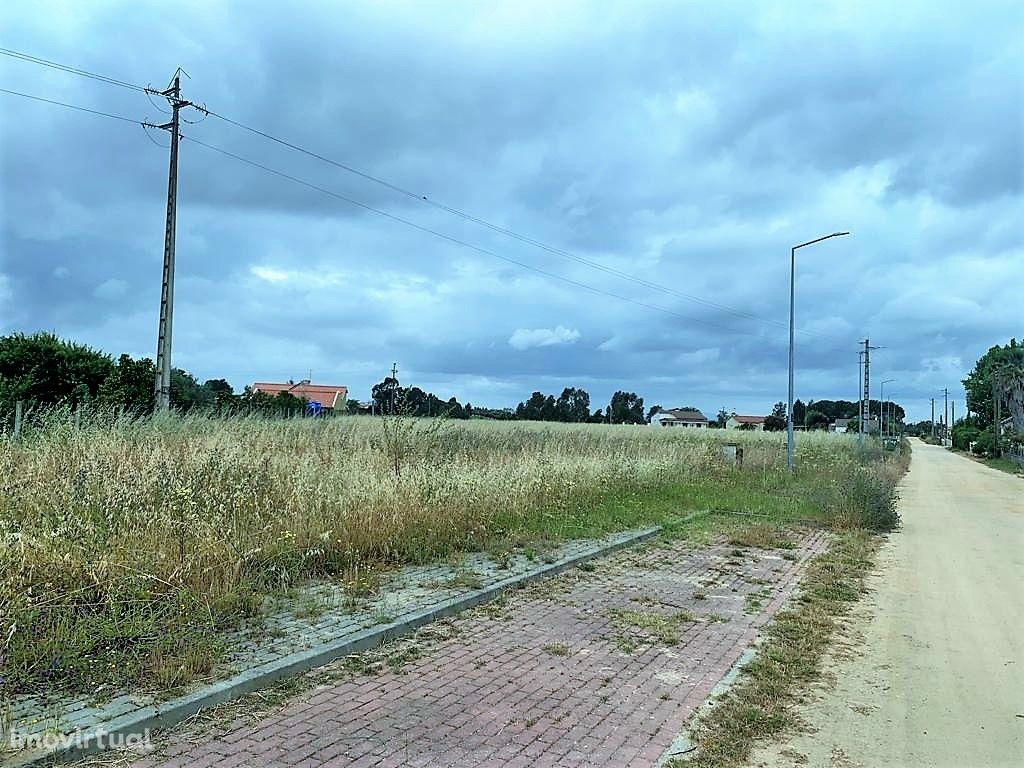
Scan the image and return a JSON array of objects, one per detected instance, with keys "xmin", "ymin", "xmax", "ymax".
[
  {"xmin": 13, "ymin": 526, "xmax": 661, "ymax": 767},
  {"xmin": 659, "ymin": 534, "xmax": 828, "ymax": 764},
  {"xmin": 655, "ymin": 641, "xmax": 762, "ymax": 766}
]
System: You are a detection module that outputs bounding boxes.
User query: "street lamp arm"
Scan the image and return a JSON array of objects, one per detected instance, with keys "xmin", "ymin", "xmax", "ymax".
[{"xmin": 793, "ymin": 232, "xmax": 850, "ymax": 251}]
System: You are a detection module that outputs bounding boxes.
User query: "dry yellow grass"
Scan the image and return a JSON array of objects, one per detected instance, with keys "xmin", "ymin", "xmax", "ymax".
[{"xmin": 0, "ymin": 409, "xmax": 865, "ymax": 696}]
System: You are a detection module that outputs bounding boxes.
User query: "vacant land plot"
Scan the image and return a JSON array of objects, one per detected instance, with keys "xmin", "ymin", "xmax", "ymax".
[{"xmin": 0, "ymin": 411, "xmax": 894, "ymax": 700}]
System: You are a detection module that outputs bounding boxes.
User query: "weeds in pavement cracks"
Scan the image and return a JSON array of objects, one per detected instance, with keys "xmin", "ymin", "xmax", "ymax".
[{"xmin": 677, "ymin": 442, "xmax": 909, "ymax": 767}]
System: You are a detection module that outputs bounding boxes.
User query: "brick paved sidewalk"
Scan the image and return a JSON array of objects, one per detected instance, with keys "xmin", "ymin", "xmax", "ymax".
[{"xmin": 126, "ymin": 531, "xmax": 828, "ymax": 768}]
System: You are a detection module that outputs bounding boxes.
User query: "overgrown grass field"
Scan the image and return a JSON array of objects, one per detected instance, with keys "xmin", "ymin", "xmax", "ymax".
[{"xmin": 0, "ymin": 411, "xmax": 895, "ymax": 698}]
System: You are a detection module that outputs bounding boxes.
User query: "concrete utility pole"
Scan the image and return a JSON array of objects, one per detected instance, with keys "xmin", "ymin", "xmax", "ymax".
[
  {"xmin": 992, "ymin": 373, "xmax": 1002, "ymax": 454},
  {"xmin": 390, "ymin": 362, "xmax": 398, "ymax": 415},
  {"xmin": 858, "ymin": 350, "xmax": 864, "ymax": 439},
  {"xmin": 787, "ymin": 231, "xmax": 849, "ymax": 472},
  {"xmin": 859, "ymin": 339, "xmax": 880, "ymax": 447},
  {"xmin": 942, "ymin": 387, "xmax": 949, "ymax": 444},
  {"xmin": 146, "ymin": 71, "xmax": 204, "ymax": 411},
  {"xmin": 931, "ymin": 398, "xmax": 935, "ymax": 438}
]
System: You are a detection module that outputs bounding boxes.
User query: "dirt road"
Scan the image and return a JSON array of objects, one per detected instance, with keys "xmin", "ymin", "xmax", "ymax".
[{"xmin": 753, "ymin": 439, "xmax": 1024, "ymax": 768}]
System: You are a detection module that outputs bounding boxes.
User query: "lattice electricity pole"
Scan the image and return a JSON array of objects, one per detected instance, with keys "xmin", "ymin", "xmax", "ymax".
[
  {"xmin": 857, "ymin": 339, "xmax": 884, "ymax": 447},
  {"xmin": 144, "ymin": 70, "xmax": 206, "ymax": 411}
]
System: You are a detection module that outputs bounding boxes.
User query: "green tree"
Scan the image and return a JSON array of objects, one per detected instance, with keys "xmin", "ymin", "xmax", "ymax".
[
  {"xmin": 805, "ymin": 409, "xmax": 829, "ymax": 430},
  {"xmin": 371, "ymin": 377, "xmax": 403, "ymax": 414},
  {"xmin": 793, "ymin": 398, "xmax": 806, "ymax": 426},
  {"xmin": 241, "ymin": 385, "xmax": 273, "ymax": 409},
  {"xmin": 97, "ymin": 354, "xmax": 155, "ymax": 412},
  {"xmin": 170, "ymin": 368, "xmax": 215, "ymax": 411},
  {"xmin": 516, "ymin": 391, "xmax": 547, "ymax": 420},
  {"xmin": 557, "ymin": 387, "xmax": 591, "ymax": 422},
  {"xmin": 763, "ymin": 401, "xmax": 787, "ymax": 431},
  {"xmin": 203, "ymin": 378, "xmax": 236, "ymax": 408},
  {"xmin": 608, "ymin": 391, "xmax": 645, "ymax": 424},
  {"xmin": 963, "ymin": 339, "xmax": 1024, "ymax": 429},
  {"xmin": 272, "ymin": 391, "xmax": 308, "ymax": 413},
  {"xmin": 0, "ymin": 332, "xmax": 113, "ymax": 409},
  {"xmin": 715, "ymin": 408, "xmax": 730, "ymax": 428},
  {"xmin": 444, "ymin": 396, "xmax": 467, "ymax": 419},
  {"xmin": 403, "ymin": 386, "xmax": 429, "ymax": 415}
]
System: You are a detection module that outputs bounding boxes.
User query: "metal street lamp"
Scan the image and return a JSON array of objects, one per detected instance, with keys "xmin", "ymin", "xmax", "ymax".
[
  {"xmin": 788, "ymin": 232, "xmax": 850, "ymax": 472},
  {"xmin": 880, "ymin": 379, "xmax": 895, "ymax": 438}
]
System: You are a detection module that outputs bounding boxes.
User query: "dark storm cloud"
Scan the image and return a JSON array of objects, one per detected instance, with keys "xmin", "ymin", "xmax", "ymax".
[{"xmin": 1, "ymin": 0, "xmax": 1022, "ymax": 419}]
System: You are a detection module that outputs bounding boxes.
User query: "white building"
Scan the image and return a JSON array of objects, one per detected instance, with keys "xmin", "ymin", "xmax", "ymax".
[{"xmin": 650, "ymin": 408, "xmax": 709, "ymax": 428}]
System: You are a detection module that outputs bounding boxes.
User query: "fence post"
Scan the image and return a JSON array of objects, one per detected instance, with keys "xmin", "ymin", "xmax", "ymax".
[
  {"xmin": 14, "ymin": 400, "xmax": 23, "ymax": 437},
  {"xmin": 75, "ymin": 402, "xmax": 82, "ymax": 430}
]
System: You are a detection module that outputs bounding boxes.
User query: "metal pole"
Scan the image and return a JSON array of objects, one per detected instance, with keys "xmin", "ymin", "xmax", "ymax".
[
  {"xmin": 390, "ymin": 362, "xmax": 398, "ymax": 415},
  {"xmin": 786, "ymin": 231, "xmax": 849, "ymax": 472},
  {"xmin": 931, "ymin": 398, "xmax": 935, "ymax": 438},
  {"xmin": 943, "ymin": 387, "xmax": 949, "ymax": 445},
  {"xmin": 879, "ymin": 379, "xmax": 894, "ymax": 441},
  {"xmin": 153, "ymin": 75, "xmax": 182, "ymax": 412},
  {"xmin": 994, "ymin": 375, "xmax": 1002, "ymax": 454},
  {"xmin": 880, "ymin": 380, "xmax": 885, "ymax": 438},
  {"xmin": 787, "ymin": 246, "xmax": 796, "ymax": 472}
]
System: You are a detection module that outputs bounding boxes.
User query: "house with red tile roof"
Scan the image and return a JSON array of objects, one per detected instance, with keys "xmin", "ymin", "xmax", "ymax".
[
  {"xmin": 726, "ymin": 413, "xmax": 766, "ymax": 431},
  {"xmin": 251, "ymin": 380, "xmax": 349, "ymax": 413}
]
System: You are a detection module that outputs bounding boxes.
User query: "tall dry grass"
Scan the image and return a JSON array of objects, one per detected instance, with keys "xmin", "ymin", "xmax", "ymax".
[{"xmin": 0, "ymin": 409, "xmax": 862, "ymax": 696}]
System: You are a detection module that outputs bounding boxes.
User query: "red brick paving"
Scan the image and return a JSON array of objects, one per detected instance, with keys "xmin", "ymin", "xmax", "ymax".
[{"xmin": 128, "ymin": 532, "xmax": 827, "ymax": 768}]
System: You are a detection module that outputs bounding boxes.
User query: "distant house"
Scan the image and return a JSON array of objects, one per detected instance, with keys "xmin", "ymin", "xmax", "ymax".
[
  {"xmin": 650, "ymin": 408, "xmax": 709, "ymax": 428},
  {"xmin": 251, "ymin": 380, "xmax": 349, "ymax": 413},
  {"xmin": 726, "ymin": 414, "xmax": 765, "ymax": 431},
  {"xmin": 832, "ymin": 417, "xmax": 878, "ymax": 433}
]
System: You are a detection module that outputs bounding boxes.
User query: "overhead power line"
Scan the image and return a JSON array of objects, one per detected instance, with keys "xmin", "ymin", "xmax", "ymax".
[
  {"xmin": 0, "ymin": 82, "xmax": 765, "ymax": 341},
  {"xmin": 183, "ymin": 133, "xmax": 770, "ymax": 340},
  {"xmin": 0, "ymin": 47, "xmax": 146, "ymax": 92},
  {"xmin": 0, "ymin": 86, "xmax": 141, "ymax": 123},
  {"xmin": 204, "ymin": 106, "xmax": 794, "ymax": 332},
  {"xmin": 0, "ymin": 45, "xmax": 816, "ymax": 340}
]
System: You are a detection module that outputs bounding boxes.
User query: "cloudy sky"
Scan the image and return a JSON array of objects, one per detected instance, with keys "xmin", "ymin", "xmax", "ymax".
[{"xmin": 1, "ymin": 1, "xmax": 1021, "ymax": 420}]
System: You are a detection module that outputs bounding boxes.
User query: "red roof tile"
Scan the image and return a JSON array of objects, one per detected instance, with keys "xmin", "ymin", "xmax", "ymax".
[
  {"xmin": 731, "ymin": 414, "xmax": 766, "ymax": 424},
  {"xmin": 252, "ymin": 382, "xmax": 348, "ymax": 409}
]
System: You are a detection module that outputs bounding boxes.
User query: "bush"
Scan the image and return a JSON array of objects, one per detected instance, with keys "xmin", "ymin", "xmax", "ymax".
[
  {"xmin": 835, "ymin": 466, "xmax": 900, "ymax": 532},
  {"xmin": 972, "ymin": 428, "xmax": 997, "ymax": 456},
  {"xmin": 951, "ymin": 423, "xmax": 980, "ymax": 451}
]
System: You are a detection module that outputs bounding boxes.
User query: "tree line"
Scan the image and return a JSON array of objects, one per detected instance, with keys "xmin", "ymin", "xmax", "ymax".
[
  {"xmin": 1, "ymin": 331, "xmax": 915, "ymax": 429},
  {"xmin": 0, "ymin": 332, "xmax": 302, "ymax": 415},
  {"xmin": 951, "ymin": 338, "xmax": 1023, "ymax": 453}
]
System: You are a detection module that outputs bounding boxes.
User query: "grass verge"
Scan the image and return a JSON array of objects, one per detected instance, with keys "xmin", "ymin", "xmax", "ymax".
[
  {"xmin": 983, "ymin": 456, "xmax": 1024, "ymax": 477},
  {"xmin": 672, "ymin": 443, "xmax": 909, "ymax": 767},
  {"xmin": 676, "ymin": 530, "xmax": 877, "ymax": 767}
]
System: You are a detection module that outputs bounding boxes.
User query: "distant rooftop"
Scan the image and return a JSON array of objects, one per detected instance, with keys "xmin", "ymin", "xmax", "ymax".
[
  {"xmin": 731, "ymin": 414, "xmax": 766, "ymax": 424},
  {"xmin": 252, "ymin": 381, "xmax": 349, "ymax": 409},
  {"xmin": 660, "ymin": 408, "xmax": 708, "ymax": 421}
]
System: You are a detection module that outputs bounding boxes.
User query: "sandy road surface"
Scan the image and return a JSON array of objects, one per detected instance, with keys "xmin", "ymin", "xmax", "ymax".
[{"xmin": 752, "ymin": 439, "xmax": 1024, "ymax": 768}]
